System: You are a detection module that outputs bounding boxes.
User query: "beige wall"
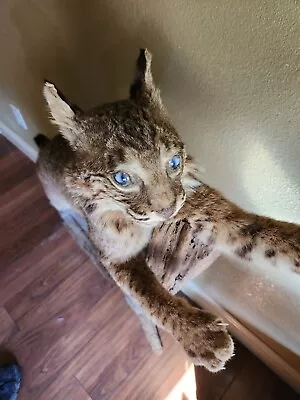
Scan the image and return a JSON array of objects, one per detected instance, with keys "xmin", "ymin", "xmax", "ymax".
[{"xmin": 1, "ymin": 0, "xmax": 299, "ymax": 222}]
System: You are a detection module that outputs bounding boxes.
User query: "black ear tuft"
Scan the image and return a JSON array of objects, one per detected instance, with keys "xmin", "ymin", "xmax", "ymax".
[
  {"xmin": 130, "ymin": 49, "xmax": 146, "ymax": 99},
  {"xmin": 130, "ymin": 48, "xmax": 154, "ymax": 100},
  {"xmin": 135, "ymin": 49, "xmax": 147, "ymax": 81},
  {"xmin": 34, "ymin": 133, "xmax": 50, "ymax": 148}
]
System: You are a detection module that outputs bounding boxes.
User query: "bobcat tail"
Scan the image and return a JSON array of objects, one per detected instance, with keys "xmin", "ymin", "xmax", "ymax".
[{"xmin": 34, "ymin": 134, "xmax": 50, "ymax": 148}]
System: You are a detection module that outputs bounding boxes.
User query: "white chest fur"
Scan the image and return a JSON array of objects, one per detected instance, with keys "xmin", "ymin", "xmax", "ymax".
[{"xmin": 88, "ymin": 209, "xmax": 153, "ymax": 264}]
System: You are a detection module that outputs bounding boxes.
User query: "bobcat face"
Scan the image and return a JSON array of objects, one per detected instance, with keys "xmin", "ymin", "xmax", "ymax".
[
  {"xmin": 44, "ymin": 50, "xmax": 192, "ymax": 225},
  {"xmin": 67, "ymin": 100, "xmax": 187, "ymax": 224}
]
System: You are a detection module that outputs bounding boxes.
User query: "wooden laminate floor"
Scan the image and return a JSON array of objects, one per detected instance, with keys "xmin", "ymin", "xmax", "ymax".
[{"xmin": 0, "ymin": 136, "xmax": 298, "ymax": 400}]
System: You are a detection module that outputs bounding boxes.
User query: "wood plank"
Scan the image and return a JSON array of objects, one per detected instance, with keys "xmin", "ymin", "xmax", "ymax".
[
  {"xmin": 5, "ymin": 237, "xmax": 88, "ymax": 321},
  {"xmin": 9, "ymin": 285, "xmax": 116, "ymax": 399},
  {"xmin": 31, "ymin": 289, "xmax": 127, "ymax": 399},
  {"xmin": 195, "ymin": 341, "xmax": 248, "ymax": 400},
  {"xmin": 146, "ymin": 336, "xmax": 192, "ymax": 400},
  {"xmin": 87, "ymin": 323, "xmax": 151, "ymax": 399},
  {"xmin": 221, "ymin": 353, "xmax": 271, "ymax": 400},
  {"xmin": 0, "ymin": 174, "xmax": 44, "ymax": 215},
  {"xmin": 0, "ymin": 228, "xmax": 70, "ymax": 305},
  {"xmin": 39, "ymin": 376, "xmax": 92, "ymax": 400},
  {"xmin": 0, "ymin": 149, "xmax": 34, "ymax": 193},
  {"xmin": 0, "ymin": 136, "xmax": 15, "ymax": 157},
  {"xmin": 0, "ymin": 205, "xmax": 61, "ymax": 267},
  {"xmin": 258, "ymin": 382, "xmax": 300, "ymax": 400},
  {"xmin": 42, "ymin": 291, "xmax": 140, "ymax": 396},
  {"xmin": 0, "ymin": 191, "xmax": 60, "ymax": 259},
  {"xmin": 44, "ymin": 377, "xmax": 91, "ymax": 400},
  {"xmin": 255, "ymin": 368, "xmax": 283, "ymax": 400},
  {"xmin": 0, "ymin": 307, "xmax": 18, "ymax": 344},
  {"xmin": 111, "ymin": 332, "xmax": 190, "ymax": 400},
  {"xmin": 14, "ymin": 257, "xmax": 113, "ymax": 331}
]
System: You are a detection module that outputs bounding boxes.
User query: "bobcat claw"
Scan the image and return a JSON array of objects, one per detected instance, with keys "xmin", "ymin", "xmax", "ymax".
[{"xmin": 217, "ymin": 322, "xmax": 229, "ymax": 327}]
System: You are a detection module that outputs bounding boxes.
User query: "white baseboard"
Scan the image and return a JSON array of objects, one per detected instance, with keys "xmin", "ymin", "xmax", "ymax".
[{"xmin": 0, "ymin": 121, "xmax": 38, "ymax": 161}]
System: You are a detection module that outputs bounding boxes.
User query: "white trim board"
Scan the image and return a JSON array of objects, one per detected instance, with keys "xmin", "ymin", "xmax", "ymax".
[{"xmin": 0, "ymin": 121, "xmax": 38, "ymax": 161}]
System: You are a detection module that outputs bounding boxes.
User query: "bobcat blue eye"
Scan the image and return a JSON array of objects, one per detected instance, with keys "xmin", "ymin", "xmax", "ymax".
[
  {"xmin": 113, "ymin": 171, "xmax": 131, "ymax": 186},
  {"xmin": 168, "ymin": 155, "xmax": 181, "ymax": 170}
]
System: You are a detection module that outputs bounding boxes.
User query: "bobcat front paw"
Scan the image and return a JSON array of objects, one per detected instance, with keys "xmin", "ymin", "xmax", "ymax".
[{"xmin": 174, "ymin": 307, "xmax": 234, "ymax": 372}]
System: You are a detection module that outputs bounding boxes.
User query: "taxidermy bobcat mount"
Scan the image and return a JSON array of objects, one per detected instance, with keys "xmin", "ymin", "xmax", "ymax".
[{"xmin": 37, "ymin": 49, "xmax": 300, "ymax": 372}]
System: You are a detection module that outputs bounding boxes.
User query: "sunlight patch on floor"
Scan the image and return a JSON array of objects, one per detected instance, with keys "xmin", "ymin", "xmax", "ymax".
[{"xmin": 164, "ymin": 363, "xmax": 197, "ymax": 400}]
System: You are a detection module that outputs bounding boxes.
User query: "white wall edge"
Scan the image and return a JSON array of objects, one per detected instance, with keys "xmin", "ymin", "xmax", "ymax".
[{"xmin": 0, "ymin": 121, "xmax": 38, "ymax": 161}]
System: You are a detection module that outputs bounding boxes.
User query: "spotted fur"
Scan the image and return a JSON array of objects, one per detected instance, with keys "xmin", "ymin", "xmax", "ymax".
[
  {"xmin": 148, "ymin": 182, "xmax": 300, "ymax": 296},
  {"xmin": 37, "ymin": 49, "xmax": 299, "ymax": 372}
]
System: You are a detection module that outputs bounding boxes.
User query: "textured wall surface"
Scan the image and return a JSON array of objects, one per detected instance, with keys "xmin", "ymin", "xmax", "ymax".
[
  {"xmin": 1, "ymin": 1, "xmax": 299, "ymax": 342},
  {"xmin": 0, "ymin": 0, "xmax": 299, "ymax": 222},
  {"xmin": 184, "ymin": 255, "xmax": 300, "ymax": 355}
]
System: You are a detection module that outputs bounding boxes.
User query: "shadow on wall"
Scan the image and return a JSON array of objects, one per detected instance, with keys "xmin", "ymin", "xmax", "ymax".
[
  {"xmin": 11, "ymin": 0, "xmax": 197, "ymax": 120},
  {"xmin": 6, "ymin": 0, "xmax": 300, "ymax": 222}
]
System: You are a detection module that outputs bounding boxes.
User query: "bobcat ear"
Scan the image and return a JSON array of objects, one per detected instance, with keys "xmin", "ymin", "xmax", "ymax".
[
  {"xmin": 43, "ymin": 81, "xmax": 81, "ymax": 145},
  {"xmin": 130, "ymin": 49, "xmax": 163, "ymax": 108}
]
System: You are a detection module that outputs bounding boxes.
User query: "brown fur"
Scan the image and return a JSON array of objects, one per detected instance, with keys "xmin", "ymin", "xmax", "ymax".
[
  {"xmin": 37, "ymin": 49, "xmax": 299, "ymax": 372},
  {"xmin": 148, "ymin": 183, "xmax": 300, "ymax": 296},
  {"xmin": 175, "ymin": 184, "xmax": 300, "ymax": 274}
]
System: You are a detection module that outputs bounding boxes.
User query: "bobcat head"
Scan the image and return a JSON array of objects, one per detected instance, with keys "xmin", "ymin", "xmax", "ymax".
[{"xmin": 43, "ymin": 49, "xmax": 199, "ymax": 225}]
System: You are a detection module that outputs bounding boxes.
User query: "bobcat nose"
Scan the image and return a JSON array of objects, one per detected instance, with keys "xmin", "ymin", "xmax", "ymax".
[{"xmin": 157, "ymin": 204, "xmax": 176, "ymax": 219}]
